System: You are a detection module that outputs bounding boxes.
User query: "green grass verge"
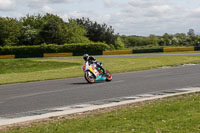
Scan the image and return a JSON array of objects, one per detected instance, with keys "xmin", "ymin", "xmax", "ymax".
[
  {"xmin": 1, "ymin": 56, "xmax": 200, "ymax": 84},
  {"xmin": 0, "ymin": 59, "xmax": 81, "ymax": 74},
  {"xmin": 2, "ymin": 93, "xmax": 200, "ymax": 133}
]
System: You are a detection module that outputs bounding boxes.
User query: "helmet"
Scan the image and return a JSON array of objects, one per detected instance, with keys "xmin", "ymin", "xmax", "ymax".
[{"xmin": 83, "ymin": 54, "xmax": 89, "ymax": 61}]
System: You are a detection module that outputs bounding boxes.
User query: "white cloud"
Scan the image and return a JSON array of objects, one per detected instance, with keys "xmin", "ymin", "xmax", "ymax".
[
  {"xmin": 30, "ymin": 0, "xmax": 74, "ymax": 4},
  {"xmin": 99, "ymin": 0, "xmax": 200, "ymax": 35},
  {"xmin": 104, "ymin": 0, "xmax": 117, "ymax": 7},
  {"xmin": 28, "ymin": 0, "xmax": 94, "ymax": 8},
  {"xmin": 152, "ymin": 5, "xmax": 171, "ymax": 13},
  {"xmin": 60, "ymin": 10, "xmax": 98, "ymax": 22},
  {"xmin": 67, "ymin": 11, "xmax": 84, "ymax": 18},
  {"xmin": 41, "ymin": 5, "xmax": 54, "ymax": 13},
  {"xmin": 128, "ymin": 0, "xmax": 163, "ymax": 8},
  {"xmin": 28, "ymin": 0, "xmax": 75, "ymax": 8},
  {"xmin": 0, "ymin": 0, "xmax": 15, "ymax": 11}
]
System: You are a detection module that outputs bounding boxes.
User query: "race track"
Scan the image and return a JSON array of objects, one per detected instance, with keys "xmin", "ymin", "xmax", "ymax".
[{"xmin": 0, "ymin": 63, "xmax": 200, "ymax": 118}]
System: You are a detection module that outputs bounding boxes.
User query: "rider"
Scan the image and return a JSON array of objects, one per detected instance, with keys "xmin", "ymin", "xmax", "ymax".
[{"xmin": 83, "ymin": 54, "xmax": 106, "ymax": 75}]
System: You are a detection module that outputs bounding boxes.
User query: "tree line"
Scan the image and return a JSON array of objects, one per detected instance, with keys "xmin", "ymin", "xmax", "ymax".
[
  {"xmin": 0, "ymin": 13, "xmax": 123, "ymax": 49},
  {"xmin": 121, "ymin": 29, "xmax": 200, "ymax": 49}
]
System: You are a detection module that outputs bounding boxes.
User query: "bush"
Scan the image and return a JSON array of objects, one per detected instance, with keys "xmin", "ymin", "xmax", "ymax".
[{"xmin": 0, "ymin": 43, "xmax": 110, "ymax": 55}]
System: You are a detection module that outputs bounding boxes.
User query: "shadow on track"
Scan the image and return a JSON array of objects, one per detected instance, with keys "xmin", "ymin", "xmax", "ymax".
[
  {"xmin": 71, "ymin": 81, "xmax": 107, "ymax": 85},
  {"xmin": 71, "ymin": 82, "xmax": 88, "ymax": 85}
]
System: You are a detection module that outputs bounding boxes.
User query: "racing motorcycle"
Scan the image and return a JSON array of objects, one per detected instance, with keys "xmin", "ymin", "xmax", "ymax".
[{"xmin": 82, "ymin": 62, "xmax": 112, "ymax": 83}]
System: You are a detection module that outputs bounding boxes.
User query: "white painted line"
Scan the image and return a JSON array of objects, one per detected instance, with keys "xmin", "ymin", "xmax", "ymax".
[
  {"xmin": 183, "ymin": 64, "xmax": 197, "ymax": 66},
  {"xmin": 122, "ymin": 96, "xmax": 140, "ymax": 99},
  {"xmin": 176, "ymin": 88, "xmax": 192, "ymax": 91},
  {"xmin": 0, "ymin": 87, "xmax": 200, "ymax": 127},
  {"xmin": 137, "ymin": 94, "xmax": 155, "ymax": 97},
  {"xmin": 71, "ymin": 104, "xmax": 93, "ymax": 108}
]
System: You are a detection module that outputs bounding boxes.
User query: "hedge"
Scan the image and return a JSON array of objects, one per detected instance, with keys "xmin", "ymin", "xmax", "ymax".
[{"xmin": 0, "ymin": 43, "xmax": 110, "ymax": 55}]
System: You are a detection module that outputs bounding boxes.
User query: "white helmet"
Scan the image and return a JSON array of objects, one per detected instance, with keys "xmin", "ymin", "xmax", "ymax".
[{"xmin": 83, "ymin": 54, "xmax": 89, "ymax": 61}]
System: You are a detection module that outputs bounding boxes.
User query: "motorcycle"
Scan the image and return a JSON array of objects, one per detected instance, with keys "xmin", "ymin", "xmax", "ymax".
[{"xmin": 82, "ymin": 62, "xmax": 112, "ymax": 83}]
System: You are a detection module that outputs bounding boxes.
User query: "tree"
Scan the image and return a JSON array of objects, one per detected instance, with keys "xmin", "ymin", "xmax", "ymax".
[
  {"xmin": 40, "ymin": 14, "xmax": 89, "ymax": 44},
  {"xmin": 0, "ymin": 17, "xmax": 21, "ymax": 46},
  {"xmin": 20, "ymin": 14, "xmax": 44, "ymax": 29},
  {"xmin": 0, "ymin": 18, "xmax": 5, "ymax": 46},
  {"xmin": 149, "ymin": 34, "xmax": 159, "ymax": 46},
  {"xmin": 71, "ymin": 17, "xmax": 116, "ymax": 46},
  {"xmin": 187, "ymin": 29, "xmax": 195, "ymax": 36},
  {"xmin": 40, "ymin": 16, "xmax": 65, "ymax": 44},
  {"xmin": 186, "ymin": 29, "xmax": 200, "ymax": 46},
  {"xmin": 159, "ymin": 33, "xmax": 174, "ymax": 46},
  {"xmin": 114, "ymin": 36, "xmax": 124, "ymax": 49},
  {"xmin": 65, "ymin": 20, "xmax": 90, "ymax": 43},
  {"xmin": 174, "ymin": 33, "xmax": 188, "ymax": 46},
  {"xmin": 20, "ymin": 25, "xmax": 38, "ymax": 45},
  {"xmin": 19, "ymin": 14, "xmax": 46, "ymax": 45}
]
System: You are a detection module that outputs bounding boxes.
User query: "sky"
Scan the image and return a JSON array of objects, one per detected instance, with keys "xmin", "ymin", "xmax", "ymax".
[{"xmin": 0, "ymin": 0, "xmax": 200, "ymax": 36}]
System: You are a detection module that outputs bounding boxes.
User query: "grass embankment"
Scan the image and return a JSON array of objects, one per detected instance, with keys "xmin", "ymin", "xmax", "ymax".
[
  {"xmin": 2, "ymin": 93, "xmax": 200, "ymax": 133},
  {"xmin": 1, "ymin": 55, "xmax": 200, "ymax": 84}
]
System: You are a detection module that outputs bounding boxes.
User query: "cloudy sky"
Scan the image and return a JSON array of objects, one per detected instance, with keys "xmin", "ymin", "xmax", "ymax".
[{"xmin": 0, "ymin": 0, "xmax": 200, "ymax": 36}]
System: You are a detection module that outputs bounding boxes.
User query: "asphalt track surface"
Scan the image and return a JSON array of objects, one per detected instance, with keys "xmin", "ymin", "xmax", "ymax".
[{"xmin": 0, "ymin": 63, "xmax": 200, "ymax": 118}]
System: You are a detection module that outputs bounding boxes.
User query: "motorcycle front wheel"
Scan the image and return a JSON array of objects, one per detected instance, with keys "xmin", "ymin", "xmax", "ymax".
[
  {"xmin": 105, "ymin": 70, "xmax": 112, "ymax": 82},
  {"xmin": 85, "ymin": 71, "xmax": 95, "ymax": 83}
]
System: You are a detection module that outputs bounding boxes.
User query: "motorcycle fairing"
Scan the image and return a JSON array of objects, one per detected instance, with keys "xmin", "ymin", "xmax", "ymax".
[{"xmin": 95, "ymin": 75, "xmax": 106, "ymax": 81}]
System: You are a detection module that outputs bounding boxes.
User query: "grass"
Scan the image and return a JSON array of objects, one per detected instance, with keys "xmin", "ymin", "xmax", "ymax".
[
  {"xmin": 0, "ymin": 59, "xmax": 81, "ymax": 74},
  {"xmin": 2, "ymin": 93, "xmax": 200, "ymax": 133},
  {"xmin": 1, "ymin": 55, "xmax": 200, "ymax": 84}
]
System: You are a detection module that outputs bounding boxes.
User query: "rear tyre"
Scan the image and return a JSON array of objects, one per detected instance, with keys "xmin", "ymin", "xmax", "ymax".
[
  {"xmin": 85, "ymin": 71, "xmax": 95, "ymax": 83},
  {"xmin": 105, "ymin": 70, "xmax": 112, "ymax": 82}
]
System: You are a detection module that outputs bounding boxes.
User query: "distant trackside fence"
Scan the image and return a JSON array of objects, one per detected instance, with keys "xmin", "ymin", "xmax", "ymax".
[{"xmin": 0, "ymin": 46, "xmax": 200, "ymax": 59}]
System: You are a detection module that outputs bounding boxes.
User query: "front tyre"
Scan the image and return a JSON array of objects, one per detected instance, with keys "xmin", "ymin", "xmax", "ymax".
[
  {"xmin": 85, "ymin": 71, "xmax": 95, "ymax": 83},
  {"xmin": 105, "ymin": 70, "xmax": 112, "ymax": 82}
]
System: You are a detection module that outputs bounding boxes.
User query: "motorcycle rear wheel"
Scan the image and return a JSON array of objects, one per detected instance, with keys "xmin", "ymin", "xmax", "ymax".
[{"xmin": 85, "ymin": 71, "xmax": 95, "ymax": 83}]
